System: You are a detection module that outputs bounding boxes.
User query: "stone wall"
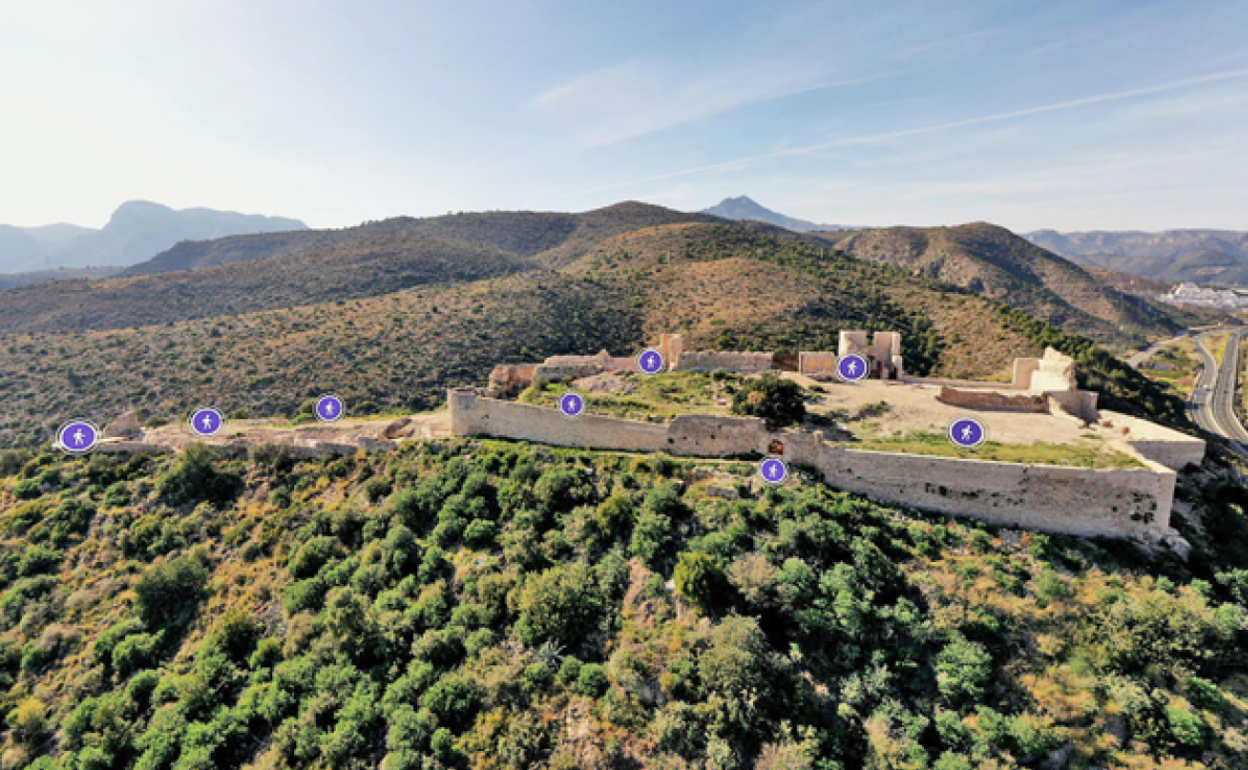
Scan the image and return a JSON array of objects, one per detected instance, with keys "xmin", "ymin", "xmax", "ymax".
[
  {"xmin": 798, "ymin": 352, "xmax": 840, "ymax": 379},
  {"xmin": 449, "ymin": 389, "xmax": 669, "ymax": 452},
  {"xmin": 667, "ymin": 414, "xmax": 770, "ymax": 456},
  {"xmin": 447, "ymin": 389, "xmax": 1180, "ymax": 539},
  {"xmin": 1047, "ymin": 390, "xmax": 1099, "ymax": 423},
  {"xmin": 672, "ymin": 351, "xmax": 774, "ymax": 373},
  {"xmin": 795, "ymin": 443, "xmax": 1174, "ymax": 537},
  {"xmin": 1100, "ymin": 411, "xmax": 1207, "ymax": 471},
  {"xmin": 937, "ymin": 387, "xmax": 1049, "ymax": 413}
]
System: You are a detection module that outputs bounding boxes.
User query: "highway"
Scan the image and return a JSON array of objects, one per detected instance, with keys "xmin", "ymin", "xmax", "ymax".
[{"xmin": 1188, "ymin": 329, "xmax": 1248, "ymax": 452}]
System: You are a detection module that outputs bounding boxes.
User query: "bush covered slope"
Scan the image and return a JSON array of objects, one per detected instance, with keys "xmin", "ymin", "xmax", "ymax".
[{"xmin": 0, "ymin": 440, "xmax": 1245, "ymax": 770}]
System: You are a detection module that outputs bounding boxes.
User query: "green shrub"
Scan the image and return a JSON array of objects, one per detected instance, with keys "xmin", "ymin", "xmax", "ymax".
[
  {"xmin": 113, "ymin": 632, "xmax": 162, "ymax": 676},
  {"xmin": 134, "ymin": 555, "xmax": 209, "ymax": 628},
  {"xmin": 16, "ymin": 545, "xmax": 62, "ymax": 577},
  {"xmin": 1184, "ymin": 677, "xmax": 1226, "ymax": 713},
  {"xmin": 288, "ymin": 536, "xmax": 339, "ymax": 579},
  {"xmin": 14, "ymin": 478, "xmax": 41, "ymax": 500},
  {"xmin": 558, "ymin": 657, "xmax": 583, "ymax": 686},
  {"xmin": 730, "ymin": 373, "xmax": 807, "ymax": 429},
  {"xmin": 673, "ymin": 552, "xmax": 725, "ymax": 613},
  {"xmin": 364, "ymin": 476, "xmax": 393, "ymax": 503},
  {"xmin": 252, "ymin": 442, "xmax": 295, "ymax": 475},
  {"xmin": 462, "ymin": 519, "xmax": 496, "ymax": 548},
  {"xmin": 210, "ymin": 608, "xmax": 260, "ymax": 663},
  {"xmin": 422, "ymin": 675, "xmax": 480, "ymax": 730},
  {"xmin": 576, "ymin": 663, "xmax": 609, "ymax": 697},
  {"xmin": 156, "ymin": 443, "xmax": 237, "ymax": 505},
  {"xmin": 936, "ymin": 636, "xmax": 992, "ymax": 707},
  {"xmin": 1166, "ymin": 705, "xmax": 1208, "ymax": 749},
  {"xmin": 515, "ymin": 562, "xmax": 604, "ymax": 651}
]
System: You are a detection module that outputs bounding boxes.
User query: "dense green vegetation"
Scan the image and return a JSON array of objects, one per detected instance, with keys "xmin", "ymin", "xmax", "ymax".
[
  {"xmin": 729, "ymin": 374, "xmax": 807, "ymax": 429},
  {"xmin": 0, "ymin": 440, "xmax": 1244, "ymax": 770}
]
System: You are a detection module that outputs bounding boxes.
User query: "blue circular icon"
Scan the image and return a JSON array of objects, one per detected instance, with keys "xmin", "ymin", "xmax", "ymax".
[
  {"xmin": 637, "ymin": 348, "xmax": 664, "ymax": 375},
  {"xmin": 189, "ymin": 407, "xmax": 224, "ymax": 437},
  {"xmin": 837, "ymin": 353, "xmax": 869, "ymax": 382},
  {"xmin": 559, "ymin": 391, "xmax": 586, "ymax": 419},
  {"xmin": 759, "ymin": 457, "xmax": 788, "ymax": 485},
  {"xmin": 316, "ymin": 394, "xmax": 344, "ymax": 422},
  {"xmin": 948, "ymin": 416, "xmax": 987, "ymax": 449},
  {"xmin": 57, "ymin": 421, "xmax": 99, "ymax": 454}
]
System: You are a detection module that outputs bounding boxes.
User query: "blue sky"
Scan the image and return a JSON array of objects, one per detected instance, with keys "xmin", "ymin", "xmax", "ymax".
[{"xmin": 3, "ymin": 0, "xmax": 1247, "ymax": 231}]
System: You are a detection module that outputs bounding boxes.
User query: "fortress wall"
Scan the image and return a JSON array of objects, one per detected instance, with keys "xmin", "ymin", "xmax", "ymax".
[
  {"xmin": 811, "ymin": 446, "xmax": 1173, "ymax": 537},
  {"xmin": 937, "ymin": 387, "xmax": 1049, "ymax": 413},
  {"xmin": 1100, "ymin": 410, "xmax": 1206, "ymax": 471},
  {"xmin": 1047, "ymin": 390, "xmax": 1099, "ymax": 423},
  {"xmin": 667, "ymin": 414, "xmax": 770, "ymax": 456},
  {"xmin": 448, "ymin": 389, "xmax": 668, "ymax": 452},
  {"xmin": 447, "ymin": 389, "xmax": 1178, "ymax": 539},
  {"xmin": 904, "ymin": 376, "xmax": 1025, "ymax": 390},
  {"xmin": 534, "ymin": 363, "xmax": 605, "ymax": 381},
  {"xmin": 672, "ymin": 352, "xmax": 774, "ymax": 373}
]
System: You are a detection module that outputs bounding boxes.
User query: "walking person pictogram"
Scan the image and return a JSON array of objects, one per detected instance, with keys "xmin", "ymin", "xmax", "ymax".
[
  {"xmin": 759, "ymin": 457, "xmax": 788, "ymax": 484},
  {"xmin": 316, "ymin": 394, "xmax": 345, "ymax": 422},
  {"xmin": 948, "ymin": 416, "xmax": 987, "ymax": 449},
  {"xmin": 637, "ymin": 348, "xmax": 664, "ymax": 375},
  {"xmin": 189, "ymin": 407, "xmax": 225, "ymax": 437},
  {"xmin": 57, "ymin": 421, "xmax": 100, "ymax": 454},
  {"xmin": 837, "ymin": 353, "xmax": 869, "ymax": 383}
]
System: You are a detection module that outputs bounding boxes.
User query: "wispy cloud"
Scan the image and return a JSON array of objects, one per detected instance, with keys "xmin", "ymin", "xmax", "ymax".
[
  {"xmin": 563, "ymin": 67, "xmax": 1248, "ymax": 198},
  {"xmin": 528, "ymin": 56, "xmax": 895, "ymax": 148}
]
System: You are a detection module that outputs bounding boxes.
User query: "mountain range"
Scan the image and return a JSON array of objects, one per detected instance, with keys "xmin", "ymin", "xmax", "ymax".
[
  {"xmin": 0, "ymin": 200, "xmax": 307, "ymax": 276},
  {"xmin": 1026, "ymin": 228, "xmax": 1248, "ymax": 286},
  {"xmin": 701, "ymin": 195, "xmax": 845, "ymax": 232}
]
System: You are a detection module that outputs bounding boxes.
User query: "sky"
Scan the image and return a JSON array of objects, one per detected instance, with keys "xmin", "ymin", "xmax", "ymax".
[{"xmin": 2, "ymin": 0, "xmax": 1247, "ymax": 232}]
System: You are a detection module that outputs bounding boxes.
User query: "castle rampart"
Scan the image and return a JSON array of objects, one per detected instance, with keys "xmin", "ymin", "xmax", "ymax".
[
  {"xmin": 447, "ymin": 389, "xmax": 1181, "ymax": 539},
  {"xmin": 671, "ymin": 351, "xmax": 774, "ymax": 373}
]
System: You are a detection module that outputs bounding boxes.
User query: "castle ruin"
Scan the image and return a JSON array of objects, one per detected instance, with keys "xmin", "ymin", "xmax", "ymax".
[{"xmin": 454, "ymin": 332, "xmax": 1206, "ymax": 542}]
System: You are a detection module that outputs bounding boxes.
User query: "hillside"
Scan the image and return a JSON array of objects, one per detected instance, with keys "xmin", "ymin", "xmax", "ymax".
[
  {"xmin": 0, "ymin": 202, "xmax": 307, "ymax": 274},
  {"xmin": 0, "ymin": 268, "xmax": 122, "ymax": 291},
  {"xmin": 0, "ymin": 220, "xmax": 1193, "ymax": 449},
  {"xmin": 814, "ymin": 223, "xmax": 1181, "ymax": 348},
  {"xmin": 0, "ymin": 221, "xmax": 1071, "ymax": 447},
  {"xmin": 122, "ymin": 202, "xmax": 714, "ymax": 277},
  {"xmin": 0, "ymin": 431, "xmax": 1245, "ymax": 769},
  {"xmin": 1027, "ymin": 229, "xmax": 1248, "ymax": 286},
  {"xmin": 0, "ymin": 205, "xmax": 1171, "ymax": 358},
  {"xmin": 0, "ymin": 235, "xmax": 530, "ymax": 335}
]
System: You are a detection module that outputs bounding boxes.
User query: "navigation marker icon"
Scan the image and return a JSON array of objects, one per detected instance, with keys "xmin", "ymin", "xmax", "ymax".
[
  {"xmin": 947, "ymin": 416, "xmax": 987, "ymax": 449},
  {"xmin": 189, "ymin": 407, "xmax": 225, "ymax": 437},
  {"xmin": 637, "ymin": 348, "xmax": 664, "ymax": 375},
  {"xmin": 837, "ymin": 353, "xmax": 869, "ymax": 383},
  {"xmin": 316, "ymin": 394, "xmax": 344, "ymax": 422},
  {"xmin": 759, "ymin": 457, "xmax": 789, "ymax": 485},
  {"xmin": 559, "ymin": 391, "xmax": 586, "ymax": 419},
  {"xmin": 57, "ymin": 421, "xmax": 100, "ymax": 454}
]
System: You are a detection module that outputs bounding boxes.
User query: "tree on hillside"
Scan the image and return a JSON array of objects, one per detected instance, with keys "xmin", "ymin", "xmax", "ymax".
[{"xmin": 731, "ymin": 373, "xmax": 807, "ymax": 430}]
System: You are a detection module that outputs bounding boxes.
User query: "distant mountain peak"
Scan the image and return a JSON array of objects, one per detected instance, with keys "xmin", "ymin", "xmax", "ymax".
[
  {"xmin": 700, "ymin": 196, "xmax": 843, "ymax": 233},
  {"xmin": 0, "ymin": 201, "xmax": 308, "ymax": 274}
]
